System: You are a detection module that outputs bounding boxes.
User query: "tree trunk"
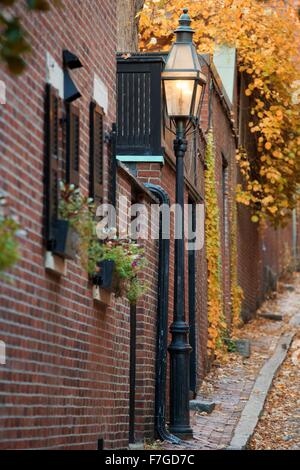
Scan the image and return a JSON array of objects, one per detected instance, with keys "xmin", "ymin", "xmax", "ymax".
[{"xmin": 117, "ymin": 0, "xmax": 145, "ymax": 52}]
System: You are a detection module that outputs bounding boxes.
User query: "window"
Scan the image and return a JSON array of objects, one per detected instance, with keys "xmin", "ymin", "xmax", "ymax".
[
  {"xmin": 89, "ymin": 102, "xmax": 104, "ymax": 203},
  {"xmin": 45, "ymin": 84, "xmax": 60, "ymax": 247},
  {"xmin": 66, "ymin": 103, "xmax": 80, "ymax": 186}
]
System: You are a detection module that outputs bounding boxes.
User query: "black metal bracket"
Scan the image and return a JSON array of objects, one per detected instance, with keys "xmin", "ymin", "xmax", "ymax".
[{"xmin": 174, "ymin": 138, "xmax": 188, "ymax": 156}]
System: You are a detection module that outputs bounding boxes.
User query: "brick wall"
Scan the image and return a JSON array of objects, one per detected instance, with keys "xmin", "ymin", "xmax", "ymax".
[
  {"xmin": 0, "ymin": 0, "xmax": 159, "ymax": 450},
  {"xmin": 237, "ymin": 73, "xmax": 296, "ymax": 320},
  {"xmin": 0, "ymin": 5, "xmax": 297, "ymax": 449},
  {"xmin": 211, "ymin": 91, "xmax": 237, "ymax": 325}
]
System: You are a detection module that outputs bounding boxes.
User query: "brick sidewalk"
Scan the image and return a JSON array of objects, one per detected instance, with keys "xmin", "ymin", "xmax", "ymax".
[{"xmin": 162, "ymin": 275, "xmax": 300, "ymax": 450}]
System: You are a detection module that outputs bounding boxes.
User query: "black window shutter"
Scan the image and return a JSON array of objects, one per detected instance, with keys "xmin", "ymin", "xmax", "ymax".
[
  {"xmin": 66, "ymin": 104, "xmax": 80, "ymax": 186},
  {"xmin": 45, "ymin": 84, "xmax": 60, "ymax": 246},
  {"xmin": 116, "ymin": 56, "xmax": 164, "ymax": 157},
  {"xmin": 89, "ymin": 102, "xmax": 104, "ymax": 203}
]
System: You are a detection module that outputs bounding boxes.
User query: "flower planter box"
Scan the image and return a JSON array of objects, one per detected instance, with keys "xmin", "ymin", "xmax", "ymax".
[
  {"xmin": 92, "ymin": 259, "xmax": 116, "ymax": 290},
  {"xmin": 52, "ymin": 219, "xmax": 79, "ymax": 260}
]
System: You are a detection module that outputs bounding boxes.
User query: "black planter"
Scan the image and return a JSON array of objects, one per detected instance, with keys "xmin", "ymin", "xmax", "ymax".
[
  {"xmin": 92, "ymin": 260, "xmax": 115, "ymax": 290},
  {"xmin": 52, "ymin": 219, "xmax": 79, "ymax": 260}
]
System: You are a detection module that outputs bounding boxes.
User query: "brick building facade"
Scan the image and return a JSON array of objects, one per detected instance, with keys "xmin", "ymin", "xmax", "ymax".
[
  {"xmin": 0, "ymin": 0, "xmax": 149, "ymax": 450},
  {"xmin": 0, "ymin": 1, "xmax": 298, "ymax": 450}
]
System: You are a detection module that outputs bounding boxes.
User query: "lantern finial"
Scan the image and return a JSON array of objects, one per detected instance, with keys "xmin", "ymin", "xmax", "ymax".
[{"xmin": 175, "ymin": 7, "xmax": 193, "ymax": 34}]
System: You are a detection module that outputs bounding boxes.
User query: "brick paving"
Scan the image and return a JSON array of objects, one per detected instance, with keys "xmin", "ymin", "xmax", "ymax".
[{"xmin": 162, "ymin": 275, "xmax": 300, "ymax": 450}]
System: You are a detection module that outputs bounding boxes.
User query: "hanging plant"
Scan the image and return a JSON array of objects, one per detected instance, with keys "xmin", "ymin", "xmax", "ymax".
[
  {"xmin": 0, "ymin": 194, "xmax": 22, "ymax": 276},
  {"xmin": 95, "ymin": 231, "xmax": 147, "ymax": 304},
  {"xmin": 58, "ymin": 182, "xmax": 147, "ymax": 303}
]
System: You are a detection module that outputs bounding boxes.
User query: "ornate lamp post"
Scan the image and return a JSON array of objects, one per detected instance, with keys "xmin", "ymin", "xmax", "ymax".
[{"xmin": 162, "ymin": 8, "xmax": 206, "ymax": 438}]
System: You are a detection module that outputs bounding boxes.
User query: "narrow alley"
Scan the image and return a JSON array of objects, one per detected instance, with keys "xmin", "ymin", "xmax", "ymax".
[
  {"xmin": 161, "ymin": 274, "xmax": 300, "ymax": 450},
  {"xmin": 1, "ymin": 0, "xmax": 300, "ymax": 455}
]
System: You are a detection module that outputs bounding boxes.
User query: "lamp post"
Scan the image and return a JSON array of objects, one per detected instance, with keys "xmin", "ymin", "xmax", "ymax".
[{"xmin": 162, "ymin": 8, "xmax": 206, "ymax": 438}]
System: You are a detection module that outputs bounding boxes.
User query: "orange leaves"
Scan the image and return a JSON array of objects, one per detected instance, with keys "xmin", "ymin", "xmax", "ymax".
[
  {"xmin": 205, "ymin": 131, "xmax": 226, "ymax": 357},
  {"xmin": 139, "ymin": 0, "xmax": 300, "ymax": 226}
]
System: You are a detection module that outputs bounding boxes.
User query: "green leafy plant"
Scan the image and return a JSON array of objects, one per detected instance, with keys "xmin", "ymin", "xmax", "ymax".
[
  {"xmin": 58, "ymin": 181, "xmax": 101, "ymax": 273},
  {"xmin": 0, "ymin": 195, "xmax": 20, "ymax": 275},
  {"xmin": 59, "ymin": 182, "xmax": 147, "ymax": 303},
  {"xmin": 223, "ymin": 336, "xmax": 237, "ymax": 353},
  {"xmin": 99, "ymin": 237, "xmax": 147, "ymax": 304},
  {"xmin": 0, "ymin": 0, "xmax": 60, "ymax": 74}
]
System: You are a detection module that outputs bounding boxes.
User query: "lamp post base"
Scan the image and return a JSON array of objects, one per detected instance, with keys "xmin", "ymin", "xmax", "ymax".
[{"xmin": 168, "ymin": 321, "xmax": 193, "ymax": 440}]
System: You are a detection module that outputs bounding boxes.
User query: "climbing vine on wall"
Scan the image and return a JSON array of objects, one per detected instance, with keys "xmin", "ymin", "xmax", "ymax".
[
  {"xmin": 230, "ymin": 202, "xmax": 244, "ymax": 329},
  {"xmin": 205, "ymin": 130, "xmax": 226, "ymax": 356},
  {"xmin": 139, "ymin": 0, "xmax": 300, "ymax": 226}
]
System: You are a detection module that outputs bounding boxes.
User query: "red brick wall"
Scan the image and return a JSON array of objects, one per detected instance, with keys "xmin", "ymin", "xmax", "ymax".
[
  {"xmin": 0, "ymin": 0, "xmax": 159, "ymax": 450},
  {"xmin": 237, "ymin": 73, "xmax": 296, "ymax": 320},
  {"xmin": 133, "ymin": 191, "xmax": 158, "ymax": 442},
  {"xmin": 1, "ymin": 6, "xmax": 297, "ymax": 449},
  {"xmin": 211, "ymin": 91, "xmax": 237, "ymax": 325}
]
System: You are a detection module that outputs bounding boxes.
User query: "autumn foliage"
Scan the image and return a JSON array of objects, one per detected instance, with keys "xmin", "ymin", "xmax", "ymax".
[
  {"xmin": 204, "ymin": 131, "xmax": 226, "ymax": 356},
  {"xmin": 139, "ymin": 0, "xmax": 300, "ymax": 226}
]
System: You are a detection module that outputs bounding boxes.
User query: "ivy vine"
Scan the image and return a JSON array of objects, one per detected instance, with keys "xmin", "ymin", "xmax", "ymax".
[{"xmin": 205, "ymin": 130, "xmax": 227, "ymax": 356}]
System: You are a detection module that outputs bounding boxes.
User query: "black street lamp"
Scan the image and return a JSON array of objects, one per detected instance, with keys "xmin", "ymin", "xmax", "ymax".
[{"xmin": 162, "ymin": 8, "xmax": 206, "ymax": 438}]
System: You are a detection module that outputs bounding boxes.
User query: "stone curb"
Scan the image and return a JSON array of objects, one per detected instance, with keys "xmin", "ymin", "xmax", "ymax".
[{"xmin": 227, "ymin": 332, "xmax": 295, "ymax": 450}]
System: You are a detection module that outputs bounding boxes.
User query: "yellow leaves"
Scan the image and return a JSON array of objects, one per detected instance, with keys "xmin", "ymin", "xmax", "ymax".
[
  {"xmin": 205, "ymin": 130, "xmax": 225, "ymax": 356},
  {"xmin": 268, "ymin": 206, "xmax": 278, "ymax": 215},
  {"xmin": 262, "ymin": 195, "xmax": 274, "ymax": 206},
  {"xmin": 251, "ymin": 215, "xmax": 259, "ymax": 223},
  {"xmin": 256, "ymin": 100, "xmax": 264, "ymax": 109},
  {"xmin": 140, "ymin": 1, "xmax": 300, "ymax": 228},
  {"xmin": 252, "ymin": 182, "xmax": 261, "ymax": 192},
  {"xmin": 208, "ymin": 327, "xmax": 219, "ymax": 339},
  {"xmin": 236, "ymin": 191, "xmax": 250, "ymax": 206},
  {"xmin": 281, "ymin": 199, "xmax": 289, "ymax": 208},
  {"xmin": 254, "ymin": 78, "xmax": 263, "ymax": 87}
]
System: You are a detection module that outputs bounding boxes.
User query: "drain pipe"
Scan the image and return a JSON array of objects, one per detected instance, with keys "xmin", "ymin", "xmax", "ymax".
[{"xmin": 145, "ymin": 183, "xmax": 181, "ymax": 445}]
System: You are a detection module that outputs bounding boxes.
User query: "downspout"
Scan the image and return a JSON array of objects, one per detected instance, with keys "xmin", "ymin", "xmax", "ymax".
[
  {"xmin": 108, "ymin": 123, "xmax": 117, "ymax": 207},
  {"xmin": 144, "ymin": 183, "xmax": 181, "ymax": 445},
  {"xmin": 129, "ymin": 304, "xmax": 137, "ymax": 444}
]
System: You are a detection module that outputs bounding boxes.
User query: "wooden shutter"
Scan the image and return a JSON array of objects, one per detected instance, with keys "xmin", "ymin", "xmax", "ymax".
[
  {"xmin": 66, "ymin": 104, "xmax": 80, "ymax": 186},
  {"xmin": 89, "ymin": 102, "xmax": 104, "ymax": 203},
  {"xmin": 45, "ymin": 84, "xmax": 60, "ymax": 245}
]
